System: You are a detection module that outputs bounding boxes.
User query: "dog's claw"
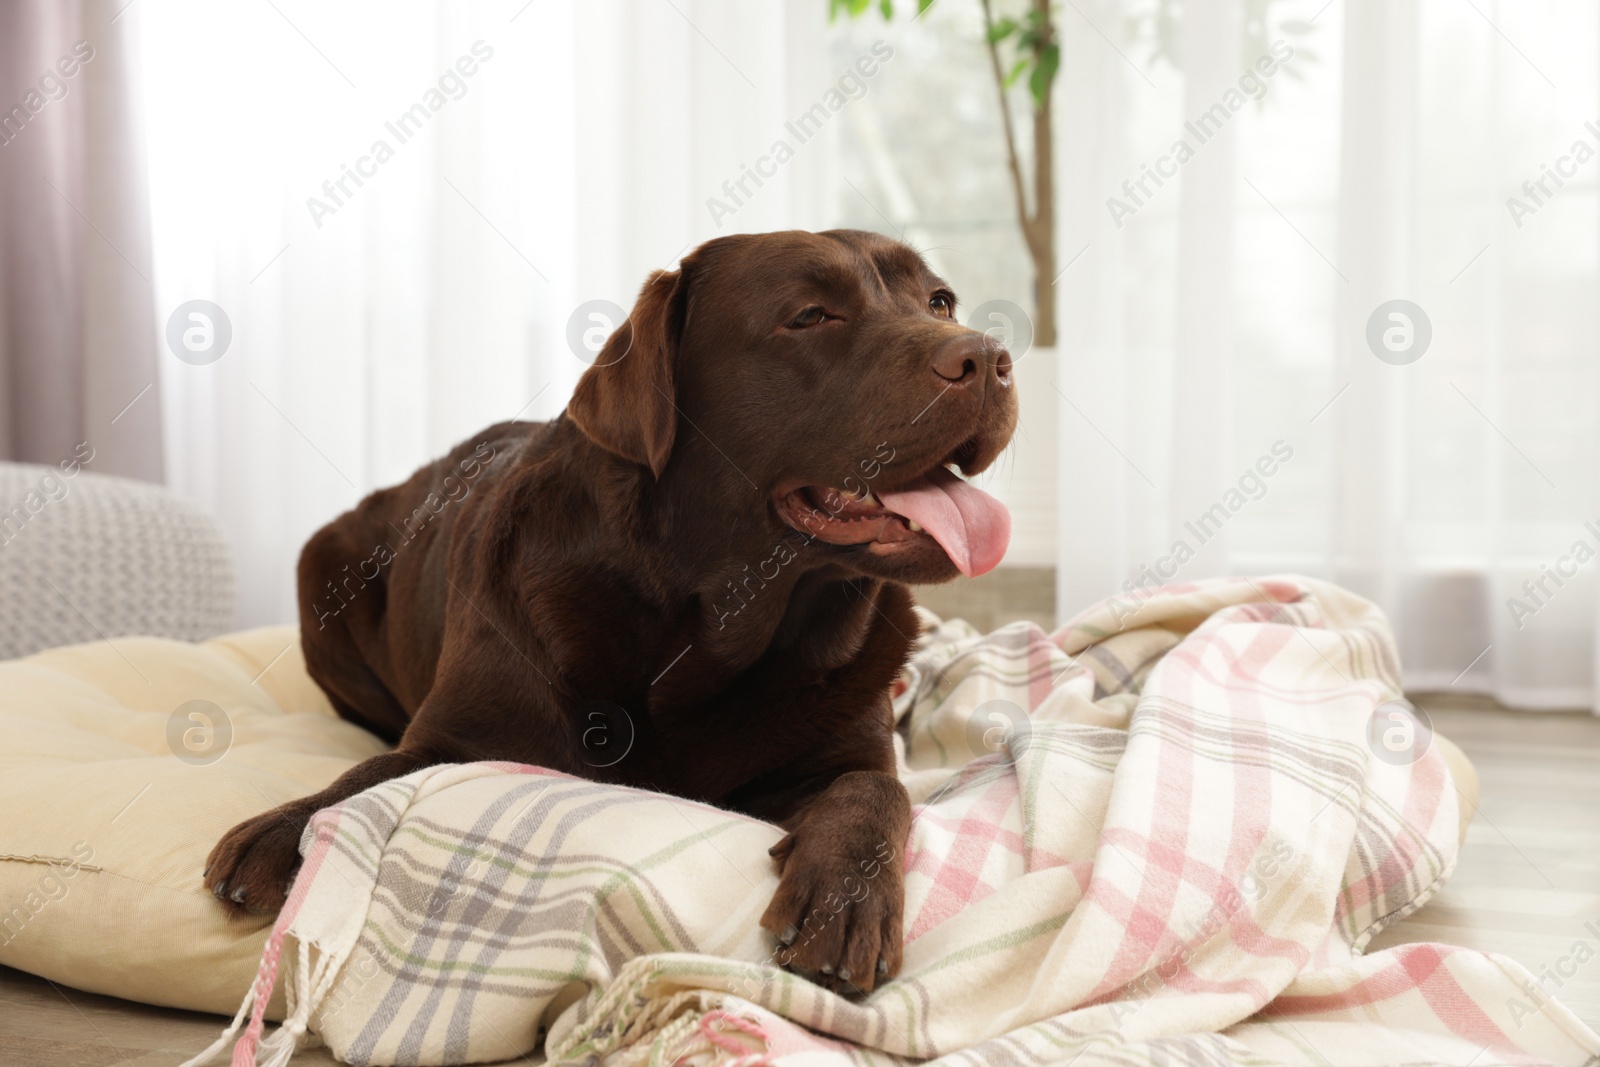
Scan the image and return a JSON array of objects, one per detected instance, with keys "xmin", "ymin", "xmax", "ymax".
[
  {"xmin": 877, "ymin": 958, "xmax": 888, "ymax": 977},
  {"xmin": 778, "ymin": 925, "xmax": 797, "ymax": 945},
  {"xmin": 204, "ymin": 802, "xmax": 310, "ymax": 917},
  {"xmin": 838, "ymin": 967, "xmax": 852, "ymax": 981},
  {"xmin": 820, "ymin": 964, "xmax": 834, "ymax": 975}
]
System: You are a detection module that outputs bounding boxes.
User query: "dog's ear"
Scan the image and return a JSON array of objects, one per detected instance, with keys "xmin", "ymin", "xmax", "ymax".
[{"xmin": 567, "ymin": 268, "xmax": 687, "ymax": 478}]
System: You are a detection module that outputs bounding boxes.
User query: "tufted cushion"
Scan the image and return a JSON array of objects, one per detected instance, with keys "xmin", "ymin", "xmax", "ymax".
[
  {"xmin": 0, "ymin": 461, "xmax": 236, "ymax": 660},
  {"xmin": 0, "ymin": 625, "xmax": 385, "ymax": 1018}
]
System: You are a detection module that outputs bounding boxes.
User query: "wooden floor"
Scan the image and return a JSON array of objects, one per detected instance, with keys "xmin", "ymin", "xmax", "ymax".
[
  {"xmin": 1366, "ymin": 696, "xmax": 1600, "ymax": 1029},
  {"xmin": 2, "ymin": 696, "xmax": 1596, "ymax": 1065}
]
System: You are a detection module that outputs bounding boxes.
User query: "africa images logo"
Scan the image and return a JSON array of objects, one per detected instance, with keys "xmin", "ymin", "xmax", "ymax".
[{"xmin": 1106, "ymin": 40, "xmax": 1295, "ymax": 228}]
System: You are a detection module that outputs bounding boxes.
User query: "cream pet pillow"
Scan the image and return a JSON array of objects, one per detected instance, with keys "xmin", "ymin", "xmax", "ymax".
[{"xmin": 0, "ymin": 626, "xmax": 385, "ymax": 1019}]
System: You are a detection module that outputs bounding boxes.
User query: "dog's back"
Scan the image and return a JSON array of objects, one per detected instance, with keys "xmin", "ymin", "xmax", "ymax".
[{"xmin": 296, "ymin": 418, "xmax": 543, "ymax": 741}]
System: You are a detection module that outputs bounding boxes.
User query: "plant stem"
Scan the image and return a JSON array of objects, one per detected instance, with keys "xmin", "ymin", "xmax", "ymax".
[
  {"xmin": 980, "ymin": 0, "xmax": 1033, "ymax": 228},
  {"xmin": 978, "ymin": 0, "xmax": 1057, "ymax": 346},
  {"xmin": 1029, "ymin": 0, "xmax": 1056, "ymax": 346}
]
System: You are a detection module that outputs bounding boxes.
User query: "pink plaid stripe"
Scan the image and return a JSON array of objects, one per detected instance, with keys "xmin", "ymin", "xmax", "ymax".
[{"xmin": 905, "ymin": 773, "xmax": 1021, "ymax": 943}]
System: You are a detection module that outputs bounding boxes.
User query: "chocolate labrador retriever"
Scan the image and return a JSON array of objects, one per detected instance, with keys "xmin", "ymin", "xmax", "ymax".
[{"xmin": 204, "ymin": 229, "xmax": 1017, "ymax": 993}]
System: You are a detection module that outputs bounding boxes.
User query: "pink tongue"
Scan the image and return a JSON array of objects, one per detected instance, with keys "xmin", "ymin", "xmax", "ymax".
[{"xmin": 876, "ymin": 467, "xmax": 1011, "ymax": 577}]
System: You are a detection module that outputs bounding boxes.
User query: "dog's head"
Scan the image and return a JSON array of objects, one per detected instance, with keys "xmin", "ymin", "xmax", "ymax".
[{"xmin": 568, "ymin": 229, "xmax": 1018, "ymax": 584}]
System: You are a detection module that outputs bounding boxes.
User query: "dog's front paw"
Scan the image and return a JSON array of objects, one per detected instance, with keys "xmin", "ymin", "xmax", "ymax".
[
  {"xmin": 203, "ymin": 804, "xmax": 311, "ymax": 917},
  {"xmin": 759, "ymin": 829, "xmax": 903, "ymax": 995}
]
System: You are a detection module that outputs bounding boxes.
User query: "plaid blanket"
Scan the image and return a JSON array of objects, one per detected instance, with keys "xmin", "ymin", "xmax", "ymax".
[{"xmin": 185, "ymin": 576, "xmax": 1600, "ymax": 1067}]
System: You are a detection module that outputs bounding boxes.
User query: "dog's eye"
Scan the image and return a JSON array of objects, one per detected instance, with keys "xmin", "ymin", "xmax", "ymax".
[
  {"xmin": 929, "ymin": 292, "xmax": 954, "ymax": 317},
  {"xmin": 788, "ymin": 306, "xmax": 827, "ymax": 328}
]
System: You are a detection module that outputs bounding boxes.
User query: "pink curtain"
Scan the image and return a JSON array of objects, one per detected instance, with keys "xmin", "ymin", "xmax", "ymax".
[{"xmin": 0, "ymin": 0, "xmax": 162, "ymax": 481}]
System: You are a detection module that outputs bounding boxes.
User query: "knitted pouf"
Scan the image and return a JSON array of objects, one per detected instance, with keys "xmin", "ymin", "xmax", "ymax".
[{"xmin": 0, "ymin": 461, "xmax": 236, "ymax": 659}]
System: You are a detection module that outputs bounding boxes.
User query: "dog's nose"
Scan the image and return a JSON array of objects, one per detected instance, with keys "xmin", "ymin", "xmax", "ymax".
[
  {"xmin": 932, "ymin": 336, "xmax": 982, "ymax": 384},
  {"xmin": 987, "ymin": 337, "xmax": 1013, "ymax": 383},
  {"xmin": 933, "ymin": 334, "xmax": 1012, "ymax": 386}
]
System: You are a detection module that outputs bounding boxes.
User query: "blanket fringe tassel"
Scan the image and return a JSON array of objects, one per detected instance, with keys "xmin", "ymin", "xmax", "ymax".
[
  {"xmin": 600, "ymin": 993, "xmax": 771, "ymax": 1067},
  {"xmin": 179, "ymin": 934, "xmax": 340, "ymax": 1067}
]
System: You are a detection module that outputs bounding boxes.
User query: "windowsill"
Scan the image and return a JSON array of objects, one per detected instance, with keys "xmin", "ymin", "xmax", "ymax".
[{"xmin": 911, "ymin": 565, "xmax": 1055, "ymax": 633}]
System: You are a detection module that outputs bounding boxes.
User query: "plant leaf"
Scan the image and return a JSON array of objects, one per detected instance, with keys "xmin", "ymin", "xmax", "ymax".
[
  {"xmin": 1029, "ymin": 42, "xmax": 1059, "ymax": 105},
  {"xmin": 987, "ymin": 16, "xmax": 1019, "ymax": 42},
  {"xmin": 1003, "ymin": 56, "xmax": 1030, "ymax": 87}
]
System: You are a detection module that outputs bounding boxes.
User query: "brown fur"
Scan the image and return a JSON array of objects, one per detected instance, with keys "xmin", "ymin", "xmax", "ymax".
[{"xmin": 204, "ymin": 229, "xmax": 1017, "ymax": 993}]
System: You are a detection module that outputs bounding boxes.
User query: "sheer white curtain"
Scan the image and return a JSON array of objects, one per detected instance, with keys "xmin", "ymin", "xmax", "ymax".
[
  {"xmin": 136, "ymin": 0, "xmax": 1600, "ymax": 708},
  {"xmin": 139, "ymin": 0, "xmax": 834, "ymax": 627},
  {"xmin": 1055, "ymin": 0, "xmax": 1600, "ymax": 710}
]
